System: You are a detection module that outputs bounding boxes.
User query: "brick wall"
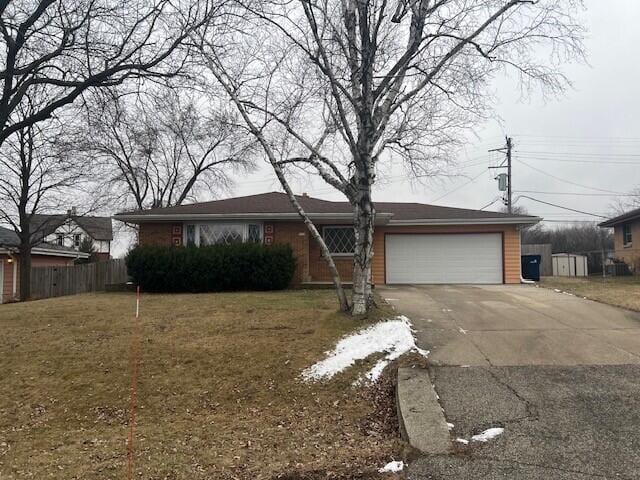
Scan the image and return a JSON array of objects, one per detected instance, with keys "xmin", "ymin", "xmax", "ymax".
[
  {"xmin": 272, "ymin": 222, "xmax": 309, "ymax": 284},
  {"xmin": 138, "ymin": 223, "xmax": 174, "ymax": 246},
  {"xmin": 613, "ymin": 220, "xmax": 640, "ymax": 272}
]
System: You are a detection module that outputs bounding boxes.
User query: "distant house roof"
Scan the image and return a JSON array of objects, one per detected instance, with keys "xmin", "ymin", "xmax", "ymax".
[
  {"xmin": 31, "ymin": 214, "xmax": 113, "ymax": 241},
  {"xmin": 599, "ymin": 207, "xmax": 640, "ymax": 228},
  {"xmin": 0, "ymin": 226, "xmax": 89, "ymax": 258},
  {"xmin": 114, "ymin": 192, "xmax": 541, "ymax": 226}
]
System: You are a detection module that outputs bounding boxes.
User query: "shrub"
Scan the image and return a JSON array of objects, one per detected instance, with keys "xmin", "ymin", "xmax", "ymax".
[{"xmin": 126, "ymin": 243, "xmax": 296, "ymax": 292}]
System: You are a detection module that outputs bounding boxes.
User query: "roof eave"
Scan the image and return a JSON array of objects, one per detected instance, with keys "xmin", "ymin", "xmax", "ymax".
[
  {"xmin": 0, "ymin": 247, "xmax": 90, "ymax": 258},
  {"xmin": 599, "ymin": 216, "xmax": 640, "ymax": 228},
  {"xmin": 387, "ymin": 216, "xmax": 542, "ymax": 226},
  {"xmin": 114, "ymin": 212, "xmax": 395, "ymax": 224}
]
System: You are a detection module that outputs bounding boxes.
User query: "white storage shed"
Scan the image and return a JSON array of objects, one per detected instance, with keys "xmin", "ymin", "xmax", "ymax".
[{"xmin": 552, "ymin": 253, "xmax": 588, "ymax": 277}]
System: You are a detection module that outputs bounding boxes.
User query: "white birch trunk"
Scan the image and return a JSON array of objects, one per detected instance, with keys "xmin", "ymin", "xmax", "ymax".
[{"xmin": 351, "ymin": 168, "xmax": 375, "ymax": 315}]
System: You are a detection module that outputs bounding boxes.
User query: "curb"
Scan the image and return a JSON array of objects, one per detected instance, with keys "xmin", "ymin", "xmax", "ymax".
[{"xmin": 397, "ymin": 367, "xmax": 451, "ymax": 454}]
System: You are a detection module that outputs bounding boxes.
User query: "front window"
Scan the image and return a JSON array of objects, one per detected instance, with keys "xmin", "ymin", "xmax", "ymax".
[
  {"xmin": 623, "ymin": 223, "xmax": 633, "ymax": 246},
  {"xmin": 185, "ymin": 223, "xmax": 262, "ymax": 246},
  {"xmin": 323, "ymin": 226, "xmax": 356, "ymax": 255},
  {"xmin": 186, "ymin": 224, "xmax": 196, "ymax": 247}
]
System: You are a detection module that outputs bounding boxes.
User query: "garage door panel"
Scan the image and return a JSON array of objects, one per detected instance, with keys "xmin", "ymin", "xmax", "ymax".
[{"xmin": 385, "ymin": 233, "xmax": 503, "ymax": 284}]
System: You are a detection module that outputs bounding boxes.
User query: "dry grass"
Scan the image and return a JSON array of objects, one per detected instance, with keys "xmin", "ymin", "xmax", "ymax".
[
  {"xmin": 540, "ymin": 276, "xmax": 640, "ymax": 311},
  {"xmin": 0, "ymin": 291, "xmax": 405, "ymax": 479}
]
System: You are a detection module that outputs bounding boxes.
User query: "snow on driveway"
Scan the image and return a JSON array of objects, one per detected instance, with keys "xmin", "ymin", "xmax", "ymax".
[{"xmin": 301, "ymin": 315, "xmax": 428, "ymax": 383}]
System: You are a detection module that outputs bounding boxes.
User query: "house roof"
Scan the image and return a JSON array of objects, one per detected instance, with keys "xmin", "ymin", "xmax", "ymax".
[
  {"xmin": 114, "ymin": 192, "xmax": 540, "ymax": 226},
  {"xmin": 599, "ymin": 207, "xmax": 640, "ymax": 228},
  {"xmin": 0, "ymin": 226, "xmax": 89, "ymax": 258},
  {"xmin": 31, "ymin": 214, "xmax": 113, "ymax": 241}
]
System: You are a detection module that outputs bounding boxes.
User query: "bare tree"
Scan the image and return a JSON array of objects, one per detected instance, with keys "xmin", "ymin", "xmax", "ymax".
[
  {"xmin": 0, "ymin": 0, "xmax": 224, "ymax": 301},
  {"xmin": 0, "ymin": 104, "xmax": 88, "ymax": 300},
  {"xmin": 80, "ymin": 88, "xmax": 254, "ymax": 211},
  {"xmin": 197, "ymin": 0, "xmax": 585, "ymax": 314},
  {"xmin": 0, "ymin": 0, "xmax": 216, "ymax": 149}
]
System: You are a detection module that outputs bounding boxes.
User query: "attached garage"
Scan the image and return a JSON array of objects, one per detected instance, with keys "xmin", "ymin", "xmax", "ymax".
[{"xmin": 385, "ymin": 233, "xmax": 504, "ymax": 284}]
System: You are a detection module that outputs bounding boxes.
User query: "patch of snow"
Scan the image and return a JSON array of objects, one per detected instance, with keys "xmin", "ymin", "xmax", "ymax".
[
  {"xmin": 301, "ymin": 315, "xmax": 429, "ymax": 383},
  {"xmin": 447, "ymin": 422, "xmax": 454, "ymax": 430},
  {"xmin": 455, "ymin": 438, "xmax": 469, "ymax": 445},
  {"xmin": 378, "ymin": 461, "xmax": 404, "ymax": 473},
  {"xmin": 471, "ymin": 427, "xmax": 504, "ymax": 443},
  {"xmin": 554, "ymin": 288, "xmax": 562, "ymax": 293},
  {"xmin": 457, "ymin": 327, "xmax": 468, "ymax": 335},
  {"xmin": 385, "ymin": 298, "xmax": 399, "ymax": 302}
]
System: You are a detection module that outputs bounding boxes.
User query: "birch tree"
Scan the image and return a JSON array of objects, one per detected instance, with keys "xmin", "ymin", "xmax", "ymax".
[{"xmin": 198, "ymin": 0, "xmax": 585, "ymax": 314}]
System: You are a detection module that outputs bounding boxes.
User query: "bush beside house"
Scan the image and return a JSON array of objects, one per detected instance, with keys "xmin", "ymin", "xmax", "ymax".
[{"xmin": 126, "ymin": 244, "xmax": 296, "ymax": 292}]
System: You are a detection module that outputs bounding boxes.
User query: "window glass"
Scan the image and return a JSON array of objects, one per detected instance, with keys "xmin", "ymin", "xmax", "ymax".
[
  {"xmin": 74, "ymin": 234, "xmax": 81, "ymax": 247},
  {"xmin": 186, "ymin": 224, "xmax": 196, "ymax": 246},
  {"xmin": 623, "ymin": 224, "xmax": 633, "ymax": 245},
  {"xmin": 199, "ymin": 224, "xmax": 244, "ymax": 245},
  {"xmin": 247, "ymin": 224, "xmax": 261, "ymax": 243},
  {"xmin": 323, "ymin": 227, "xmax": 356, "ymax": 254},
  {"xmin": 56, "ymin": 233, "xmax": 64, "ymax": 246}
]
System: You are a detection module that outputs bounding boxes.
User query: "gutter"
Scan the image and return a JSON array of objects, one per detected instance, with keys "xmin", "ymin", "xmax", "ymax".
[
  {"xmin": 387, "ymin": 216, "xmax": 542, "ymax": 226},
  {"xmin": 113, "ymin": 212, "xmax": 539, "ymax": 226},
  {"xmin": 114, "ymin": 212, "xmax": 396, "ymax": 224},
  {"xmin": 0, "ymin": 247, "xmax": 90, "ymax": 258}
]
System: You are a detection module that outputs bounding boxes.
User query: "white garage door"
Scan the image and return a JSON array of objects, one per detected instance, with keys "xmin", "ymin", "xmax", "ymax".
[{"xmin": 385, "ymin": 233, "xmax": 503, "ymax": 284}]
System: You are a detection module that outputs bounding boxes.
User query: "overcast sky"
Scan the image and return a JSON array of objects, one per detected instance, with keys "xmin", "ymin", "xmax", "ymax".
[
  {"xmin": 229, "ymin": 0, "xmax": 640, "ymax": 224},
  {"xmin": 112, "ymin": 1, "xmax": 640, "ymax": 256}
]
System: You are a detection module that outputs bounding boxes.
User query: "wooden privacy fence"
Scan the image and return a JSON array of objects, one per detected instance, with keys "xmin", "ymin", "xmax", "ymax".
[
  {"xmin": 31, "ymin": 259, "xmax": 128, "ymax": 299},
  {"xmin": 521, "ymin": 243, "xmax": 553, "ymax": 277}
]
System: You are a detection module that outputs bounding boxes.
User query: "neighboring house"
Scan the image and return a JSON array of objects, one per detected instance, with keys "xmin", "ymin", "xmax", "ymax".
[
  {"xmin": 0, "ymin": 226, "xmax": 89, "ymax": 303},
  {"xmin": 114, "ymin": 192, "xmax": 540, "ymax": 286},
  {"xmin": 31, "ymin": 210, "xmax": 113, "ymax": 261},
  {"xmin": 599, "ymin": 207, "xmax": 640, "ymax": 272}
]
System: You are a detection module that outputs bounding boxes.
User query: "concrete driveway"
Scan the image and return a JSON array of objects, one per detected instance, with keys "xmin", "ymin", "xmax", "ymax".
[
  {"xmin": 380, "ymin": 285, "xmax": 640, "ymax": 479},
  {"xmin": 381, "ymin": 284, "xmax": 640, "ymax": 366}
]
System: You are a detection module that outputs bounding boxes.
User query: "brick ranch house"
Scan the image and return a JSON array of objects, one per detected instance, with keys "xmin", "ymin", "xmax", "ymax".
[
  {"xmin": 599, "ymin": 206, "xmax": 640, "ymax": 272},
  {"xmin": 114, "ymin": 192, "xmax": 541, "ymax": 286},
  {"xmin": 0, "ymin": 226, "xmax": 89, "ymax": 303}
]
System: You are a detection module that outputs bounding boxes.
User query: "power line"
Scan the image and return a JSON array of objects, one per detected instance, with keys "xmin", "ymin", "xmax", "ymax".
[
  {"xmin": 516, "ymin": 195, "xmax": 608, "ymax": 219},
  {"xmin": 429, "ymin": 168, "xmax": 489, "ymax": 203},
  {"xmin": 513, "ymin": 133, "xmax": 640, "ymax": 141},
  {"xmin": 516, "ymin": 158, "xmax": 627, "ymax": 195},
  {"xmin": 515, "ymin": 190, "xmax": 637, "ymax": 197},
  {"xmin": 479, "ymin": 197, "xmax": 501, "ymax": 210},
  {"xmin": 514, "ymin": 155, "xmax": 640, "ymax": 165},
  {"xmin": 516, "ymin": 151, "xmax": 640, "ymax": 159}
]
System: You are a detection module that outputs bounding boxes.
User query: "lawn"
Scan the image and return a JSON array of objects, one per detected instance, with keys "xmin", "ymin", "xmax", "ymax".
[
  {"xmin": 540, "ymin": 276, "xmax": 640, "ymax": 311},
  {"xmin": 0, "ymin": 291, "xmax": 405, "ymax": 479}
]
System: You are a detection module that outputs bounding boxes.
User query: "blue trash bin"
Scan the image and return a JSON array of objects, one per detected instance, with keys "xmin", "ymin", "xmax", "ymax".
[{"xmin": 521, "ymin": 255, "xmax": 541, "ymax": 281}]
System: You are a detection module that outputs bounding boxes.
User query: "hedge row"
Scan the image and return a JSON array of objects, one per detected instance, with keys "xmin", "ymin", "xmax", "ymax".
[{"xmin": 126, "ymin": 244, "xmax": 296, "ymax": 292}]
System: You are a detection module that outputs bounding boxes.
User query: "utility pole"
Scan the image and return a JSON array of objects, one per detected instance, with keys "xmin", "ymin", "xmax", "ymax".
[
  {"xmin": 506, "ymin": 136, "xmax": 512, "ymax": 213},
  {"xmin": 489, "ymin": 136, "xmax": 513, "ymax": 213}
]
